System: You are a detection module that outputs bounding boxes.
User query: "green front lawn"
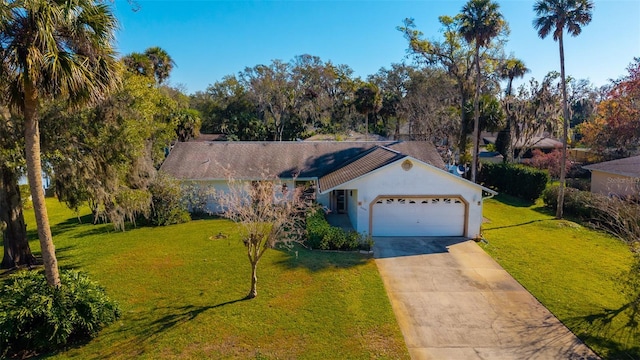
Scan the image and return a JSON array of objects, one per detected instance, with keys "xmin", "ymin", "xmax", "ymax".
[
  {"xmin": 481, "ymin": 195, "xmax": 639, "ymax": 359},
  {"xmin": 7, "ymin": 200, "xmax": 409, "ymax": 359}
]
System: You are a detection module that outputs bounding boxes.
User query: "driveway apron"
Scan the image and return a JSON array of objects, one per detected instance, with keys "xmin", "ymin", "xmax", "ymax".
[{"xmin": 374, "ymin": 237, "xmax": 599, "ymax": 360}]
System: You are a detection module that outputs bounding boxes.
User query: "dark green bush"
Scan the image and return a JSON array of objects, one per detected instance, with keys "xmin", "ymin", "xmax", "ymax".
[
  {"xmin": 149, "ymin": 172, "xmax": 191, "ymax": 226},
  {"xmin": 542, "ymin": 185, "xmax": 597, "ymax": 219},
  {"xmin": 0, "ymin": 270, "xmax": 120, "ymax": 357},
  {"xmin": 479, "ymin": 163, "xmax": 549, "ymax": 201},
  {"xmin": 305, "ymin": 210, "xmax": 369, "ymax": 251}
]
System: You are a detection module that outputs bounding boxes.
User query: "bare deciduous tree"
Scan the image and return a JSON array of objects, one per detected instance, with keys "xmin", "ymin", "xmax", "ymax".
[{"xmin": 215, "ymin": 175, "xmax": 310, "ymax": 299}]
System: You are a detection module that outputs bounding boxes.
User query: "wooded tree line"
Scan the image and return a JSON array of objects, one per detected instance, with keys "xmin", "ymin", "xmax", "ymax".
[{"xmin": 190, "ymin": 19, "xmax": 605, "ymax": 162}]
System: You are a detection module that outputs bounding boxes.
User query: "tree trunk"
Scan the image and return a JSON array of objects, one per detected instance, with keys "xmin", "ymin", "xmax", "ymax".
[
  {"xmin": 556, "ymin": 34, "xmax": 569, "ymax": 220},
  {"xmin": 23, "ymin": 81, "xmax": 60, "ymax": 287},
  {"xmin": 0, "ymin": 165, "xmax": 37, "ymax": 269},
  {"xmin": 365, "ymin": 111, "xmax": 369, "ymax": 141},
  {"xmin": 246, "ymin": 260, "xmax": 258, "ymax": 299},
  {"xmin": 505, "ymin": 77, "xmax": 514, "ymax": 163},
  {"xmin": 458, "ymin": 83, "xmax": 469, "ymax": 165},
  {"xmin": 471, "ymin": 42, "xmax": 481, "ymax": 183}
]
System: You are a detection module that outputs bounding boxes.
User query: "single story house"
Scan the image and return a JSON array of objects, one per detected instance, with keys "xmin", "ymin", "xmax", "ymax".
[
  {"xmin": 160, "ymin": 141, "xmax": 496, "ymax": 238},
  {"xmin": 483, "ymin": 135, "xmax": 563, "ymax": 159},
  {"xmin": 583, "ymin": 155, "xmax": 640, "ymax": 197}
]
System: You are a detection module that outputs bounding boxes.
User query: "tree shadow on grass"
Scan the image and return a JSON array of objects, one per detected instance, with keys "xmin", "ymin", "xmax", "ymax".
[
  {"xmin": 48, "ymin": 213, "xmax": 95, "ymax": 237},
  {"xmin": 483, "ymin": 219, "xmax": 549, "ymax": 231},
  {"xmin": 60, "ymin": 297, "xmax": 250, "ymax": 360},
  {"xmin": 273, "ymin": 245, "xmax": 370, "ymax": 272},
  {"xmin": 563, "ymin": 303, "xmax": 640, "ymax": 360},
  {"xmin": 492, "ymin": 193, "xmax": 536, "ymax": 208}
]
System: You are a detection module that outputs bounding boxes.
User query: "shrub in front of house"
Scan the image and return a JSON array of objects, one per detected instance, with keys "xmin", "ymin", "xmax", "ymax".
[
  {"xmin": 0, "ymin": 270, "xmax": 120, "ymax": 358},
  {"xmin": 305, "ymin": 210, "xmax": 371, "ymax": 251},
  {"xmin": 149, "ymin": 172, "xmax": 191, "ymax": 226},
  {"xmin": 542, "ymin": 185, "xmax": 598, "ymax": 219},
  {"xmin": 479, "ymin": 163, "xmax": 549, "ymax": 202}
]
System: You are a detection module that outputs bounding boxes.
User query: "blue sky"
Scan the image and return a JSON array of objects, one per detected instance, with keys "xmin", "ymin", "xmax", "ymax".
[{"xmin": 113, "ymin": 0, "xmax": 640, "ymax": 95}]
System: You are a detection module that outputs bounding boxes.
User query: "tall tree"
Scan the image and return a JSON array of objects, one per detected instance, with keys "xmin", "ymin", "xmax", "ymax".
[
  {"xmin": 240, "ymin": 60, "xmax": 301, "ymax": 141},
  {"xmin": 0, "ymin": 107, "xmax": 37, "ymax": 269},
  {"xmin": 43, "ymin": 73, "xmax": 178, "ymax": 230},
  {"xmin": 399, "ymin": 17, "xmax": 476, "ymax": 163},
  {"xmin": 580, "ymin": 58, "xmax": 640, "ymax": 156},
  {"xmin": 0, "ymin": 0, "xmax": 119, "ymax": 286},
  {"xmin": 508, "ymin": 74, "xmax": 563, "ymax": 161},
  {"xmin": 123, "ymin": 47, "xmax": 175, "ymax": 85},
  {"xmin": 353, "ymin": 83, "xmax": 382, "ymax": 139},
  {"xmin": 496, "ymin": 58, "xmax": 529, "ymax": 162},
  {"xmin": 464, "ymin": 94, "xmax": 505, "ymax": 156},
  {"xmin": 144, "ymin": 47, "xmax": 175, "ymax": 85},
  {"xmin": 459, "ymin": 0, "xmax": 506, "ymax": 182},
  {"xmin": 534, "ymin": 0, "xmax": 593, "ymax": 219}
]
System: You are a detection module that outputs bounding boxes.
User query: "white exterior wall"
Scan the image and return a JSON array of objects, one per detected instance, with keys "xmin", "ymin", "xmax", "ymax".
[
  {"xmin": 347, "ymin": 189, "xmax": 358, "ymax": 231},
  {"xmin": 316, "ymin": 192, "xmax": 330, "ymax": 208},
  {"xmin": 329, "ymin": 159, "xmax": 484, "ymax": 238},
  {"xmin": 203, "ymin": 180, "xmax": 230, "ymax": 213}
]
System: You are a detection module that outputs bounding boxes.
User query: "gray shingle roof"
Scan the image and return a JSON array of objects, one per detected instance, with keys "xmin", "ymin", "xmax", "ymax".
[
  {"xmin": 160, "ymin": 141, "xmax": 444, "ymax": 181},
  {"xmin": 318, "ymin": 147, "xmax": 404, "ymax": 191},
  {"xmin": 583, "ymin": 155, "xmax": 640, "ymax": 178}
]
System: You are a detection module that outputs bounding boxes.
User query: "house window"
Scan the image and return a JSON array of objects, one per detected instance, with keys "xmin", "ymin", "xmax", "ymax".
[
  {"xmin": 398, "ymin": 198, "xmax": 406, "ymax": 204},
  {"xmin": 386, "ymin": 198, "xmax": 394, "ymax": 204}
]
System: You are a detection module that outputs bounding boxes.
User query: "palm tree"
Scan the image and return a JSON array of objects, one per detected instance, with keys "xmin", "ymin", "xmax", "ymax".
[
  {"xmin": 144, "ymin": 47, "xmax": 175, "ymax": 84},
  {"xmin": 459, "ymin": 0, "xmax": 505, "ymax": 183},
  {"xmin": 498, "ymin": 58, "xmax": 529, "ymax": 162},
  {"xmin": 0, "ymin": 0, "xmax": 119, "ymax": 286},
  {"xmin": 534, "ymin": 0, "xmax": 593, "ymax": 219}
]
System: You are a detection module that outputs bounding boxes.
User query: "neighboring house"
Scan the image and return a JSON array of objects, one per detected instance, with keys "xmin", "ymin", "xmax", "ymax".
[
  {"xmin": 160, "ymin": 141, "xmax": 496, "ymax": 238},
  {"xmin": 483, "ymin": 135, "xmax": 562, "ymax": 159},
  {"xmin": 583, "ymin": 155, "xmax": 640, "ymax": 197}
]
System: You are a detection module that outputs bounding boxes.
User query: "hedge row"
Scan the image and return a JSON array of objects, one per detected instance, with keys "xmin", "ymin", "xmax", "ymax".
[
  {"xmin": 479, "ymin": 163, "xmax": 549, "ymax": 201},
  {"xmin": 305, "ymin": 210, "xmax": 372, "ymax": 251}
]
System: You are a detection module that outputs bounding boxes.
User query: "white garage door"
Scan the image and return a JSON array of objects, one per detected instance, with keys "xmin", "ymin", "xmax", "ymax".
[{"xmin": 371, "ymin": 196, "xmax": 465, "ymax": 237}]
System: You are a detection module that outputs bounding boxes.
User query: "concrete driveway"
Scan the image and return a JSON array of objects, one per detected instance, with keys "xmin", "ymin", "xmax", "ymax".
[{"xmin": 374, "ymin": 237, "xmax": 599, "ymax": 360}]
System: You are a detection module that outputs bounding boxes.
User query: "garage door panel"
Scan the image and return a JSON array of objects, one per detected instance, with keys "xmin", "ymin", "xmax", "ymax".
[{"xmin": 372, "ymin": 197, "xmax": 465, "ymax": 237}]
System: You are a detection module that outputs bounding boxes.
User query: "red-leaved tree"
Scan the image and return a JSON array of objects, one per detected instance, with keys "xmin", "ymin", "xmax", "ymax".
[
  {"xmin": 580, "ymin": 58, "xmax": 640, "ymax": 156},
  {"xmin": 529, "ymin": 149, "xmax": 572, "ymax": 179}
]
